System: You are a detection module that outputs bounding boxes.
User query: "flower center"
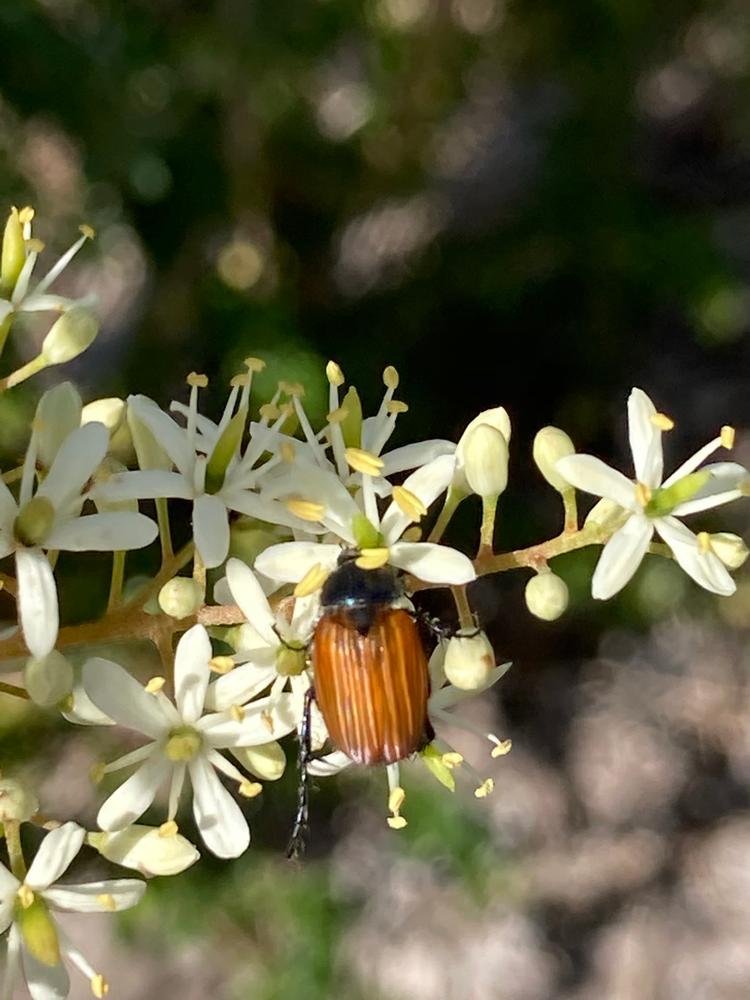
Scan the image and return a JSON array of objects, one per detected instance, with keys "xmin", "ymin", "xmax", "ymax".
[
  {"xmin": 643, "ymin": 470, "xmax": 710, "ymax": 518},
  {"xmin": 164, "ymin": 726, "xmax": 202, "ymax": 762},
  {"xmin": 14, "ymin": 890, "xmax": 60, "ymax": 967},
  {"xmin": 13, "ymin": 496, "xmax": 55, "ymax": 547},
  {"xmin": 275, "ymin": 642, "xmax": 307, "ymax": 677}
]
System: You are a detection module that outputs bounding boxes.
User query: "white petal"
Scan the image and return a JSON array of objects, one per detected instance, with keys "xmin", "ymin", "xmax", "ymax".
[
  {"xmin": 671, "ymin": 461, "xmax": 748, "ymax": 516},
  {"xmin": 97, "ymin": 754, "xmax": 171, "ymax": 831},
  {"xmin": 429, "ymin": 661, "xmax": 512, "ymax": 709},
  {"xmin": 25, "ymin": 823, "xmax": 85, "ymax": 890},
  {"xmin": 627, "ymin": 387, "xmax": 663, "ymax": 487},
  {"xmin": 0, "ymin": 864, "xmax": 20, "ymax": 933},
  {"xmin": 655, "ymin": 516, "xmax": 735, "ymax": 596},
  {"xmin": 61, "ymin": 681, "xmax": 115, "ymax": 727},
  {"xmin": 379, "ymin": 440, "xmax": 455, "ymax": 477},
  {"xmin": 36, "ymin": 423, "xmax": 108, "ymax": 507},
  {"xmin": 225, "ymin": 559, "xmax": 276, "ymax": 645},
  {"xmin": 289, "ymin": 592, "xmax": 319, "ymax": 641},
  {"xmin": 188, "ymin": 755, "xmax": 250, "ymax": 858},
  {"xmin": 92, "ymin": 470, "xmax": 193, "ymax": 503},
  {"xmin": 205, "ymin": 663, "xmax": 276, "ymax": 712},
  {"xmin": 555, "ymin": 454, "xmax": 637, "ymax": 510},
  {"xmin": 220, "ymin": 490, "xmax": 320, "ymax": 534},
  {"xmin": 16, "ymin": 549, "xmax": 58, "ymax": 659},
  {"xmin": 128, "ymin": 395, "xmax": 195, "ymax": 477},
  {"xmin": 381, "ymin": 454, "xmax": 456, "ymax": 543},
  {"xmin": 2, "ymin": 923, "xmax": 22, "ymax": 1000},
  {"xmin": 307, "ymin": 751, "xmax": 352, "ymax": 777},
  {"xmin": 21, "ymin": 945, "xmax": 69, "ymax": 1000},
  {"xmin": 388, "ymin": 542, "xmax": 475, "ymax": 585},
  {"xmin": 174, "ymin": 624, "xmax": 212, "ymax": 723},
  {"xmin": 200, "ymin": 694, "xmax": 298, "ymax": 747},
  {"xmin": 260, "ymin": 465, "xmax": 360, "ymax": 537},
  {"xmin": 83, "ymin": 657, "xmax": 173, "ymax": 738},
  {"xmin": 192, "ymin": 493, "xmax": 230, "ymax": 569},
  {"xmin": 45, "ymin": 512, "xmax": 158, "ymax": 552},
  {"xmin": 0, "ymin": 477, "xmax": 18, "ymax": 526},
  {"xmin": 254, "ymin": 541, "xmax": 340, "ymax": 584},
  {"xmin": 591, "ymin": 515, "xmax": 653, "ymax": 600},
  {"xmin": 44, "ymin": 878, "xmax": 145, "ymax": 913}
]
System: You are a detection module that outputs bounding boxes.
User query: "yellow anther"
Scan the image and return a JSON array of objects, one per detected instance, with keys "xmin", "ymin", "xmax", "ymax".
[
  {"xmin": 91, "ymin": 973, "xmax": 109, "ymax": 998},
  {"xmin": 441, "ymin": 752, "xmax": 463, "ymax": 769},
  {"xmin": 721, "ymin": 425, "xmax": 736, "ymax": 449},
  {"xmin": 79, "ymin": 224, "xmax": 96, "ymax": 240},
  {"xmin": 387, "ymin": 400, "xmax": 409, "ymax": 415},
  {"xmin": 650, "ymin": 412, "xmax": 674, "ymax": 431},
  {"xmin": 230, "ymin": 373, "xmax": 250, "ymax": 388},
  {"xmin": 387, "ymin": 816, "xmax": 408, "ymax": 829},
  {"xmin": 96, "ymin": 893, "xmax": 116, "ymax": 912},
  {"xmin": 388, "ymin": 786, "xmax": 406, "ymax": 814},
  {"xmin": 326, "ymin": 360, "xmax": 345, "ymax": 387},
  {"xmin": 16, "ymin": 885, "xmax": 34, "ymax": 909},
  {"xmin": 209, "ymin": 655, "xmax": 234, "ymax": 675},
  {"xmin": 187, "ymin": 372, "xmax": 208, "ymax": 388},
  {"xmin": 327, "ymin": 405, "xmax": 349, "ymax": 424},
  {"xmin": 259, "ymin": 402, "xmax": 280, "ymax": 421},
  {"xmin": 281, "ymin": 441, "xmax": 296, "ymax": 463},
  {"xmin": 382, "ymin": 365, "xmax": 399, "ymax": 390},
  {"xmin": 279, "ymin": 380, "xmax": 305, "ymax": 397},
  {"xmin": 158, "ymin": 821, "xmax": 179, "ymax": 838},
  {"xmin": 392, "ymin": 485, "xmax": 427, "ymax": 522},
  {"xmin": 294, "ymin": 562, "xmax": 329, "ymax": 598},
  {"xmin": 355, "ymin": 548, "xmax": 390, "ymax": 570},
  {"xmin": 239, "ymin": 780, "xmax": 263, "ymax": 798},
  {"xmin": 474, "ymin": 778, "xmax": 495, "ymax": 798},
  {"xmin": 345, "ymin": 447, "xmax": 385, "ymax": 476},
  {"xmin": 230, "ymin": 704, "xmax": 245, "ymax": 723},
  {"xmin": 18, "ymin": 206, "xmax": 35, "ymax": 224},
  {"xmin": 286, "ymin": 498, "xmax": 325, "ymax": 522},
  {"xmin": 26, "ymin": 238, "xmax": 45, "ymax": 253},
  {"xmin": 245, "ymin": 356, "xmax": 266, "ymax": 372},
  {"xmin": 144, "ymin": 676, "xmax": 166, "ymax": 694},
  {"xmin": 279, "ymin": 402, "xmax": 294, "ymax": 418},
  {"xmin": 490, "ymin": 738, "xmax": 513, "ymax": 758},
  {"xmin": 697, "ymin": 531, "xmax": 712, "ymax": 554},
  {"xmin": 634, "ymin": 482, "xmax": 652, "ymax": 507}
]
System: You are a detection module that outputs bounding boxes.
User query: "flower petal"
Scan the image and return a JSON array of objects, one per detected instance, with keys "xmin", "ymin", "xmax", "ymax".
[
  {"xmin": 92, "ymin": 470, "xmax": 193, "ymax": 503},
  {"xmin": 25, "ymin": 823, "xmax": 85, "ymax": 891},
  {"xmin": 128, "ymin": 395, "xmax": 195, "ymax": 477},
  {"xmin": 556, "ymin": 454, "xmax": 637, "ymax": 510},
  {"xmin": 671, "ymin": 461, "xmax": 749, "ymax": 516},
  {"xmin": 192, "ymin": 493, "xmax": 230, "ymax": 569},
  {"xmin": 388, "ymin": 542, "xmax": 475, "ymax": 585},
  {"xmin": 225, "ymin": 559, "xmax": 276, "ymax": 646},
  {"xmin": 43, "ymin": 879, "xmax": 146, "ymax": 913},
  {"xmin": 188, "ymin": 755, "xmax": 250, "ymax": 858},
  {"xmin": 16, "ymin": 548, "xmax": 58, "ymax": 659},
  {"xmin": 307, "ymin": 751, "xmax": 352, "ymax": 777},
  {"xmin": 200, "ymin": 694, "xmax": 298, "ymax": 747},
  {"xmin": 204, "ymin": 663, "xmax": 276, "ymax": 713},
  {"xmin": 36, "ymin": 423, "xmax": 108, "ymax": 507},
  {"xmin": 627, "ymin": 387, "xmax": 663, "ymax": 488},
  {"xmin": 97, "ymin": 754, "xmax": 171, "ymax": 831},
  {"xmin": 0, "ymin": 864, "xmax": 20, "ymax": 933},
  {"xmin": 220, "ymin": 490, "xmax": 320, "ymax": 534},
  {"xmin": 655, "ymin": 516, "xmax": 736, "ymax": 596},
  {"xmin": 0, "ymin": 477, "xmax": 18, "ymax": 527},
  {"xmin": 254, "ymin": 542, "xmax": 340, "ymax": 584},
  {"xmin": 21, "ymin": 943, "xmax": 70, "ymax": 1000},
  {"xmin": 44, "ymin": 512, "xmax": 158, "ymax": 552},
  {"xmin": 591, "ymin": 515, "xmax": 653, "ymax": 600},
  {"xmin": 82, "ymin": 658, "xmax": 172, "ymax": 738},
  {"xmin": 380, "ymin": 440, "xmax": 456, "ymax": 477},
  {"xmin": 174, "ymin": 624, "xmax": 212, "ymax": 724},
  {"xmin": 2, "ymin": 923, "xmax": 22, "ymax": 1000},
  {"xmin": 260, "ymin": 465, "xmax": 360, "ymax": 538},
  {"xmin": 381, "ymin": 454, "xmax": 456, "ymax": 544}
]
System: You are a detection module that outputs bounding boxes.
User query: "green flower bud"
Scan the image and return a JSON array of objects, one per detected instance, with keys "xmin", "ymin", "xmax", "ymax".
[
  {"xmin": 158, "ymin": 577, "xmax": 204, "ymax": 618},
  {"xmin": 82, "ymin": 397, "xmax": 132, "ymax": 462},
  {"xmin": 88, "ymin": 825, "xmax": 200, "ymax": 877},
  {"xmin": 93, "ymin": 458, "xmax": 138, "ymax": 513},
  {"xmin": 16, "ymin": 894, "xmax": 60, "ymax": 967},
  {"xmin": 443, "ymin": 629, "xmax": 495, "ymax": 690},
  {"xmin": 1, "ymin": 207, "xmax": 26, "ymax": 297},
  {"xmin": 707, "ymin": 532, "xmax": 749, "ymax": 570},
  {"xmin": 462, "ymin": 424, "xmax": 509, "ymax": 499},
  {"xmin": 35, "ymin": 383, "xmax": 82, "ymax": 470},
  {"xmin": 41, "ymin": 307, "xmax": 99, "ymax": 365},
  {"xmin": 14, "ymin": 496, "xmax": 55, "ymax": 547},
  {"xmin": 24, "ymin": 651, "xmax": 74, "ymax": 708},
  {"xmin": 0, "ymin": 777, "xmax": 39, "ymax": 822},
  {"xmin": 584, "ymin": 498, "xmax": 629, "ymax": 534},
  {"xmin": 231, "ymin": 741, "xmax": 287, "ymax": 781},
  {"xmin": 454, "ymin": 406, "xmax": 512, "ymax": 493},
  {"xmin": 525, "ymin": 572, "xmax": 569, "ymax": 621},
  {"xmin": 533, "ymin": 426, "xmax": 576, "ymax": 493}
]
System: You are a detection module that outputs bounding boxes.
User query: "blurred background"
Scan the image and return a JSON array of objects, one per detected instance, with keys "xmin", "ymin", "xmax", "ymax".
[{"xmin": 2, "ymin": 0, "xmax": 750, "ymax": 996}]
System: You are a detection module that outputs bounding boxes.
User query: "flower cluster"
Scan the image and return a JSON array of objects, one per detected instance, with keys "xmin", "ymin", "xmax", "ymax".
[{"xmin": 0, "ymin": 208, "xmax": 748, "ymax": 998}]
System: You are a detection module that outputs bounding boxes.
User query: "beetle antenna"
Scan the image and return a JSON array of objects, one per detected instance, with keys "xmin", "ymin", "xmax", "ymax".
[{"xmin": 286, "ymin": 684, "xmax": 316, "ymax": 860}]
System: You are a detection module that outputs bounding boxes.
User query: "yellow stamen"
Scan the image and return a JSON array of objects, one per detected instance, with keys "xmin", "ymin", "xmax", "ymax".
[
  {"xmin": 209, "ymin": 655, "xmax": 234, "ymax": 675},
  {"xmin": 96, "ymin": 893, "xmax": 116, "ymax": 912},
  {"xmin": 345, "ymin": 447, "xmax": 385, "ymax": 476},
  {"xmin": 91, "ymin": 974, "xmax": 109, "ymax": 998},
  {"xmin": 634, "ymin": 482, "xmax": 652, "ymax": 507},
  {"xmin": 230, "ymin": 704, "xmax": 245, "ymax": 722},
  {"xmin": 159, "ymin": 821, "xmax": 178, "ymax": 838},
  {"xmin": 259, "ymin": 402, "xmax": 280, "ymax": 421},
  {"xmin": 244, "ymin": 356, "xmax": 266, "ymax": 372},
  {"xmin": 187, "ymin": 372, "xmax": 208, "ymax": 388},
  {"xmin": 474, "ymin": 778, "xmax": 495, "ymax": 798},
  {"xmin": 697, "ymin": 531, "xmax": 711, "ymax": 554},
  {"xmin": 355, "ymin": 548, "xmax": 390, "ymax": 570},
  {"xmin": 490, "ymin": 738, "xmax": 513, "ymax": 758},
  {"xmin": 650, "ymin": 412, "xmax": 674, "ymax": 431},
  {"xmin": 279, "ymin": 380, "xmax": 304, "ymax": 397},
  {"xmin": 26, "ymin": 238, "xmax": 45, "ymax": 253},
  {"xmin": 239, "ymin": 780, "xmax": 263, "ymax": 798},
  {"xmin": 392, "ymin": 485, "xmax": 427, "ymax": 522},
  {"xmin": 16, "ymin": 885, "xmax": 34, "ymax": 909},
  {"xmin": 387, "ymin": 816, "xmax": 408, "ymax": 829},
  {"xmin": 230, "ymin": 373, "xmax": 250, "ymax": 388},
  {"xmin": 326, "ymin": 360, "xmax": 345, "ymax": 387},
  {"xmin": 79, "ymin": 224, "xmax": 96, "ymax": 240},
  {"xmin": 327, "ymin": 405, "xmax": 349, "ymax": 424},
  {"xmin": 286, "ymin": 498, "xmax": 325, "ymax": 522},
  {"xmin": 441, "ymin": 752, "xmax": 463, "ymax": 769},
  {"xmin": 383, "ymin": 365, "xmax": 399, "ymax": 390},
  {"xmin": 721, "ymin": 425, "xmax": 735, "ymax": 449},
  {"xmin": 294, "ymin": 562, "xmax": 329, "ymax": 598},
  {"xmin": 386, "ymin": 400, "xmax": 409, "ymax": 415},
  {"xmin": 388, "ymin": 786, "xmax": 406, "ymax": 814},
  {"xmin": 279, "ymin": 402, "xmax": 294, "ymax": 419},
  {"xmin": 18, "ymin": 206, "xmax": 35, "ymax": 224},
  {"xmin": 144, "ymin": 676, "xmax": 166, "ymax": 694}
]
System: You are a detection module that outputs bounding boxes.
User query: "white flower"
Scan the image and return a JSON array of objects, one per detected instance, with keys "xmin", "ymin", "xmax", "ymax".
[
  {"xmin": 91, "ymin": 373, "xmax": 311, "ymax": 568},
  {"xmin": 0, "ymin": 822, "xmax": 145, "ymax": 1000},
  {"xmin": 0, "ymin": 423, "xmax": 158, "ymax": 658},
  {"xmin": 82, "ymin": 624, "xmax": 299, "ymax": 858},
  {"xmin": 557, "ymin": 387, "xmax": 748, "ymax": 599}
]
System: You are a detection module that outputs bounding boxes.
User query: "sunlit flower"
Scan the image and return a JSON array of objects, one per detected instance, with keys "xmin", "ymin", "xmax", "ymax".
[
  {"xmin": 83, "ymin": 624, "xmax": 299, "ymax": 858},
  {"xmin": 0, "ymin": 423, "xmax": 157, "ymax": 658},
  {"xmin": 0, "ymin": 822, "xmax": 145, "ymax": 1000},
  {"xmin": 557, "ymin": 387, "xmax": 748, "ymax": 599}
]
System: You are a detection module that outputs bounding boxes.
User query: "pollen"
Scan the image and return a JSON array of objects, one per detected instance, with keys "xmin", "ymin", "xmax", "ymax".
[
  {"xmin": 230, "ymin": 373, "xmax": 250, "ymax": 388},
  {"xmin": 327, "ymin": 405, "xmax": 349, "ymax": 424},
  {"xmin": 16, "ymin": 885, "xmax": 34, "ymax": 909},
  {"xmin": 721, "ymin": 425, "xmax": 736, "ymax": 449},
  {"xmin": 326, "ymin": 360, "xmax": 345, "ymax": 387},
  {"xmin": 239, "ymin": 780, "xmax": 263, "ymax": 798},
  {"xmin": 490, "ymin": 738, "xmax": 513, "ymax": 758},
  {"xmin": 388, "ymin": 786, "xmax": 406, "ymax": 814},
  {"xmin": 260, "ymin": 402, "xmax": 280, "ymax": 421},
  {"xmin": 387, "ymin": 816, "xmax": 408, "ymax": 829},
  {"xmin": 441, "ymin": 752, "xmax": 464, "ymax": 769},
  {"xmin": 230, "ymin": 704, "xmax": 245, "ymax": 722},
  {"xmin": 697, "ymin": 531, "xmax": 712, "ymax": 554},
  {"xmin": 18, "ymin": 206, "xmax": 35, "ymax": 224},
  {"xmin": 245, "ymin": 356, "xmax": 266, "ymax": 372},
  {"xmin": 392, "ymin": 485, "xmax": 427, "ymax": 522},
  {"xmin": 355, "ymin": 547, "xmax": 390, "ymax": 570},
  {"xmin": 387, "ymin": 400, "xmax": 409, "ymax": 415},
  {"xmin": 281, "ymin": 441, "xmax": 296, "ymax": 463},
  {"xmin": 79, "ymin": 224, "xmax": 96, "ymax": 240},
  {"xmin": 210, "ymin": 655, "xmax": 235, "ymax": 675},
  {"xmin": 286, "ymin": 498, "xmax": 325, "ymax": 522},
  {"xmin": 26, "ymin": 238, "xmax": 45, "ymax": 253},
  {"xmin": 279, "ymin": 380, "xmax": 305, "ymax": 398},
  {"xmin": 650, "ymin": 412, "xmax": 674, "ymax": 431},
  {"xmin": 383, "ymin": 365, "xmax": 399, "ymax": 390},
  {"xmin": 186, "ymin": 372, "xmax": 208, "ymax": 388},
  {"xmin": 294, "ymin": 562, "xmax": 329, "ymax": 598},
  {"xmin": 345, "ymin": 447, "xmax": 385, "ymax": 476},
  {"xmin": 144, "ymin": 676, "xmax": 166, "ymax": 694},
  {"xmin": 634, "ymin": 482, "xmax": 652, "ymax": 507},
  {"xmin": 159, "ymin": 821, "xmax": 179, "ymax": 838},
  {"xmin": 91, "ymin": 974, "xmax": 109, "ymax": 998},
  {"xmin": 474, "ymin": 778, "xmax": 495, "ymax": 798},
  {"xmin": 96, "ymin": 893, "xmax": 116, "ymax": 912}
]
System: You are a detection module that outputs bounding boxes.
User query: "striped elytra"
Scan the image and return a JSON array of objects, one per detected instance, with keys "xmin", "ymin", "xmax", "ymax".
[{"xmin": 312, "ymin": 606, "xmax": 430, "ymax": 766}]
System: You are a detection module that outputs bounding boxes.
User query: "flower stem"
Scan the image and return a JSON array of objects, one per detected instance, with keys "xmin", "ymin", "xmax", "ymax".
[
  {"xmin": 562, "ymin": 489, "xmax": 578, "ymax": 533},
  {"xmin": 0, "ymin": 680, "xmax": 30, "ymax": 700},
  {"xmin": 107, "ymin": 551, "xmax": 126, "ymax": 612},
  {"xmin": 478, "ymin": 494, "xmax": 498, "ymax": 558},
  {"xmin": 0, "ymin": 314, "xmax": 13, "ymax": 359},
  {"xmin": 427, "ymin": 488, "xmax": 464, "ymax": 543},
  {"xmin": 0, "ymin": 354, "xmax": 47, "ymax": 392},
  {"xmin": 451, "ymin": 585, "xmax": 475, "ymax": 630},
  {"xmin": 155, "ymin": 498, "xmax": 173, "ymax": 565},
  {"xmin": 4, "ymin": 820, "xmax": 27, "ymax": 879}
]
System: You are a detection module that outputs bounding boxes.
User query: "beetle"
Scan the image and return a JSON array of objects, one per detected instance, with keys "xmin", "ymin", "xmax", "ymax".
[{"xmin": 287, "ymin": 551, "xmax": 434, "ymax": 857}]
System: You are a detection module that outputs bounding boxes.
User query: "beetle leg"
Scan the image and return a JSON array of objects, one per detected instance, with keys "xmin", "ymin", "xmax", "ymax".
[{"xmin": 286, "ymin": 684, "xmax": 316, "ymax": 860}]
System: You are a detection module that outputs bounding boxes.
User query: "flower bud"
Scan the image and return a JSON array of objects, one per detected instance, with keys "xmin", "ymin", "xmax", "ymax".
[
  {"xmin": 127, "ymin": 406, "xmax": 171, "ymax": 471},
  {"xmin": 41, "ymin": 307, "xmax": 99, "ymax": 365},
  {"xmin": 87, "ymin": 825, "xmax": 200, "ymax": 877},
  {"xmin": 525, "ymin": 572, "xmax": 569, "ymax": 621},
  {"xmin": 0, "ymin": 776, "xmax": 39, "ymax": 822},
  {"xmin": 158, "ymin": 578, "xmax": 204, "ymax": 618},
  {"xmin": 24, "ymin": 651, "xmax": 74, "ymax": 707},
  {"xmin": 1, "ymin": 207, "xmax": 26, "ymax": 297},
  {"xmin": 230, "ymin": 741, "xmax": 287, "ymax": 781},
  {"xmin": 584, "ymin": 497, "xmax": 629, "ymax": 534},
  {"xmin": 708, "ymin": 532, "xmax": 749, "ymax": 570},
  {"xmin": 462, "ymin": 424, "xmax": 509, "ymax": 499},
  {"xmin": 82, "ymin": 397, "xmax": 132, "ymax": 462},
  {"xmin": 35, "ymin": 383, "xmax": 82, "ymax": 469},
  {"xmin": 533, "ymin": 426, "xmax": 576, "ymax": 493},
  {"xmin": 454, "ymin": 406, "xmax": 511, "ymax": 493},
  {"xmin": 93, "ymin": 458, "xmax": 138, "ymax": 513},
  {"xmin": 443, "ymin": 629, "xmax": 495, "ymax": 690}
]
